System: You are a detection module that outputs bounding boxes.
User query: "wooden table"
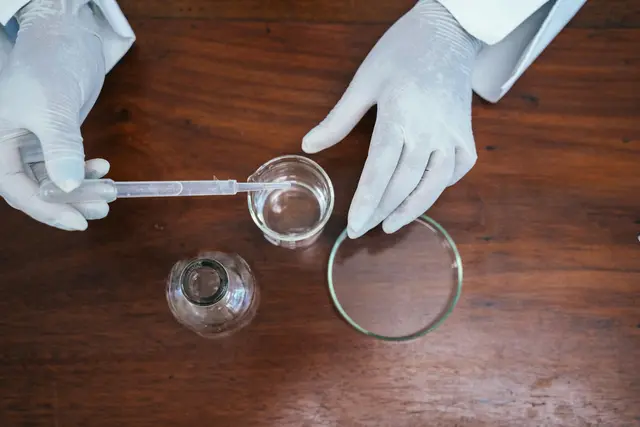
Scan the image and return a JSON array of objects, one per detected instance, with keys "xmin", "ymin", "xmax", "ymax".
[{"xmin": 1, "ymin": 1, "xmax": 639, "ymax": 426}]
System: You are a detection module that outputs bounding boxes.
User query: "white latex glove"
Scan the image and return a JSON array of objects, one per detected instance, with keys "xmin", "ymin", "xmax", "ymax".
[
  {"xmin": 303, "ymin": 0, "xmax": 482, "ymax": 238},
  {"xmin": 0, "ymin": 0, "xmax": 109, "ymax": 230}
]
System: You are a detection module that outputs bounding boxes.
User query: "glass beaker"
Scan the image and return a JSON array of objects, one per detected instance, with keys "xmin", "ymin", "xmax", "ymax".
[
  {"xmin": 247, "ymin": 155, "xmax": 334, "ymax": 249},
  {"xmin": 166, "ymin": 252, "xmax": 259, "ymax": 338}
]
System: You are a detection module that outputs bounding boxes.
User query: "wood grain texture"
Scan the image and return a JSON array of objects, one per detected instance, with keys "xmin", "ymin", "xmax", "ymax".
[
  {"xmin": 116, "ymin": 0, "xmax": 640, "ymax": 28},
  {"xmin": 1, "ymin": 1, "xmax": 639, "ymax": 426}
]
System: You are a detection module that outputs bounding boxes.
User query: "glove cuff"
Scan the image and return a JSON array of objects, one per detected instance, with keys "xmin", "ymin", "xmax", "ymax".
[
  {"xmin": 406, "ymin": 1, "xmax": 479, "ymax": 149},
  {"xmin": 415, "ymin": 0, "xmax": 483, "ymax": 58}
]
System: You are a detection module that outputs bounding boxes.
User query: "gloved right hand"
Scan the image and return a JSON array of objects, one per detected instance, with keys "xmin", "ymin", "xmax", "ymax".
[
  {"xmin": 0, "ymin": 0, "xmax": 109, "ymax": 230},
  {"xmin": 303, "ymin": 0, "xmax": 481, "ymax": 238}
]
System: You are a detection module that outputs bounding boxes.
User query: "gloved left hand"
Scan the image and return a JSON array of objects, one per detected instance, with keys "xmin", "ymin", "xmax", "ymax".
[{"xmin": 0, "ymin": 0, "xmax": 109, "ymax": 230}]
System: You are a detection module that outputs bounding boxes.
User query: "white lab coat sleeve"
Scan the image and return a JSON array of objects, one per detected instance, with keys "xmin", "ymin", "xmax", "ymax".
[
  {"xmin": 437, "ymin": 0, "xmax": 552, "ymax": 45},
  {"xmin": 437, "ymin": 0, "xmax": 586, "ymax": 102},
  {"xmin": 0, "ymin": 0, "xmax": 134, "ymax": 72}
]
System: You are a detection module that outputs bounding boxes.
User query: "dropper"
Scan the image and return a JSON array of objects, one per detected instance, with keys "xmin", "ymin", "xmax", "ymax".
[{"xmin": 39, "ymin": 179, "xmax": 292, "ymax": 204}]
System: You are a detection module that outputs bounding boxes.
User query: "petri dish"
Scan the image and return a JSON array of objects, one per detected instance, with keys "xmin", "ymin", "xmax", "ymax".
[
  {"xmin": 248, "ymin": 155, "xmax": 334, "ymax": 249},
  {"xmin": 328, "ymin": 215, "xmax": 462, "ymax": 341}
]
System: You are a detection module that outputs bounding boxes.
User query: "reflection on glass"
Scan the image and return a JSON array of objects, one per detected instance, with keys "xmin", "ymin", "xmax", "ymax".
[{"xmin": 166, "ymin": 252, "xmax": 259, "ymax": 338}]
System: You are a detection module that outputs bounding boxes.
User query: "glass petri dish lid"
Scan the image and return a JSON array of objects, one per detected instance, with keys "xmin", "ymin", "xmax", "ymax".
[{"xmin": 328, "ymin": 215, "xmax": 462, "ymax": 341}]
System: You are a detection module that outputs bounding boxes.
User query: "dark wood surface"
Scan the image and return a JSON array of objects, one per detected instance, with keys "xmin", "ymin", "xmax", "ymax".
[{"xmin": 1, "ymin": 1, "xmax": 639, "ymax": 426}]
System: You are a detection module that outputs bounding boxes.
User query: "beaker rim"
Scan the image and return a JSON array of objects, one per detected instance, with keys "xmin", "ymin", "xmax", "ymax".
[{"xmin": 247, "ymin": 154, "xmax": 335, "ymax": 243}]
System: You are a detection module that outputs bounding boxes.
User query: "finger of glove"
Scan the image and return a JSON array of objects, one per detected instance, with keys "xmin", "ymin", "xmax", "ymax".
[
  {"xmin": 30, "ymin": 158, "xmax": 110, "ymax": 184},
  {"xmin": 31, "ymin": 157, "xmax": 111, "ymax": 220},
  {"xmin": 72, "ymin": 201, "xmax": 109, "ymax": 220},
  {"xmin": 32, "ymin": 117, "xmax": 86, "ymax": 193},
  {"xmin": 347, "ymin": 118, "xmax": 404, "ymax": 238},
  {"xmin": 83, "ymin": 158, "xmax": 110, "ymax": 179},
  {"xmin": 0, "ymin": 142, "xmax": 87, "ymax": 230},
  {"xmin": 71, "ymin": 158, "xmax": 110, "ymax": 220},
  {"xmin": 302, "ymin": 66, "xmax": 377, "ymax": 154},
  {"xmin": 449, "ymin": 145, "xmax": 477, "ymax": 186},
  {"xmin": 383, "ymin": 150, "xmax": 455, "ymax": 234},
  {"xmin": 351, "ymin": 136, "xmax": 434, "ymax": 238}
]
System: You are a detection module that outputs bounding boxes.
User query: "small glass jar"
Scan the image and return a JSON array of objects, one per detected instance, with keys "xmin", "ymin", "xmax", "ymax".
[
  {"xmin": 247, "ymin": 155, "xmax": 334, "ymax": 249},
  {"xmin": 166, "ymin": 252, "xmax": 259, "ymax": 338}
]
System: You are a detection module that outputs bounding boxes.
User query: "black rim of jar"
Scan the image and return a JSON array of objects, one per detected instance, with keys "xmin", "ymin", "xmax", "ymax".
[{"xmin": 180, "ymin": 258, "xmax": 229, "ymax": 306}]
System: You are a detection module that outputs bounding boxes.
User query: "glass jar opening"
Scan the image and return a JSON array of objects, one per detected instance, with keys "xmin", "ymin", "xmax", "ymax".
[{"xmin": 180, "ymin": 259, "xmax": 229, "ymax": 306}]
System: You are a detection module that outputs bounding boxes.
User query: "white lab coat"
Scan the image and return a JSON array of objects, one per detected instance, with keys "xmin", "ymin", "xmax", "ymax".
[
  {"xmin": 439, "ymin": 0, "xmax": 587, "ymax": 101},
  {"xmin": 0, "ymin": 0, "xmax": 585, "ymax": 103}
]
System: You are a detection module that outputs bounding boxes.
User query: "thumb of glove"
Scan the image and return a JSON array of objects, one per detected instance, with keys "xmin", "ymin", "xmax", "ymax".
[
  {"xmin": 31, "ymin": 113, "xmax": 86, "ymax": 193},
  {"xmin": 302, "ymin": 65, "xmax": 376, "ymax": 154}
]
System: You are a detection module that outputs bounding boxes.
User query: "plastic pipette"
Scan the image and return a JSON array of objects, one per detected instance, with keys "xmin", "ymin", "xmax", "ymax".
[{"xmin": 39, "ymin": 179, "xmax": 292, "ymax": 204}]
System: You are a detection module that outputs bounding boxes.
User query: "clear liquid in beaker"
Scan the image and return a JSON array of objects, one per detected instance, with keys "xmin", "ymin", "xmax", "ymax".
[
  {"xmin": 248, "ymin": 155, "xmax": 334, "ymax": 249},
  {"xmin": 254, "ymin": 181, "xmax": 326, "ymax": 235}
]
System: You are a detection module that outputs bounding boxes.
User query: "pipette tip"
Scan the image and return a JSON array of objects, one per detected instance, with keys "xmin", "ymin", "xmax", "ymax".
[
  {"xmin": 263, "ymin": 181, "xmax": 293, "ymax": 190},
  {"xmin": 236, "ymin": 181, "xmax": 294, "ymax": 193}
]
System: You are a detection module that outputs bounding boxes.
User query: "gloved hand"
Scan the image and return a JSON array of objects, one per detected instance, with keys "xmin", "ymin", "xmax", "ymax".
[
  {"xmin": 0, "ymin": 0, "xmax": 109, "ymax": 230},
  {"xmin": 303, "ymin": 0, "xmax": 482, "ymax": 238}
]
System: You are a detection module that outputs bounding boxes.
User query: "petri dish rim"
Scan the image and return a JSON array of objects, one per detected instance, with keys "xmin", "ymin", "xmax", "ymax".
[
  {"xmin": 327, "ymin": 215, "xmax": 463, "ymax": 342},
  {"xmin": 247, "ymin": 155, "xmax": 335, "ymax": 244}
]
